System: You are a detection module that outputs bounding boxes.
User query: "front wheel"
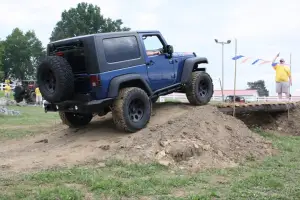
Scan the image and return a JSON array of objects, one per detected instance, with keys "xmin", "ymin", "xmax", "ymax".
[
  {"xmin": 185, "ymin": 71, "xmax": 214, "ymax": 105},
  {"xmin": 112, "ymin": 87, "xmax": 152, "ymax": 133},
  {"xmin": 59, "ymin": 111, "xmax": 93, "ymax": 128}
]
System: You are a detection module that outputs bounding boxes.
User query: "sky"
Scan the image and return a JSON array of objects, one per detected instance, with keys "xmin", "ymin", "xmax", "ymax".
[{"xmin": 1, "ymin": 0, "xmax": 300, "ymax": 96}]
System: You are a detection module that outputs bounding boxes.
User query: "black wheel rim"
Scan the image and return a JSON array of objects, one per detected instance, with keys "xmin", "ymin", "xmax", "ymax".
[
  {"xmin": 198, "ymin": 80, "xmax": 209, "ymax": 97},
  {"xmin": 128, "ymin": 98, "xmax": 145, "ymax": 122},
  {"xmin": 43, "ymin": 70, "xmax": 56, "ymax": 93}
]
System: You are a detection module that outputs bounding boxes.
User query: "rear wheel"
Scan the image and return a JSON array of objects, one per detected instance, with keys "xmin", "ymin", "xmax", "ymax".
[
  {"xmin": 59, "ymin": 111, "xmax": 93, "ymax": 128},
  {"xmin": 185, "ymin": 71, "xmax": 214, "ymax": 105},
  {"xmin": 29, "ymin": 92, "xmax": 36, "ymax": 103},
  {"xmin": 112, "ymin": 87, "xmax": 152, "ymax": 133}
]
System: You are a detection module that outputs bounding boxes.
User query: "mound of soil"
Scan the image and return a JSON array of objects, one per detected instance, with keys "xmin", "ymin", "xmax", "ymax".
[
  {"xmin": 0, "ymin": 102, "xmax": 274, "ymax": 174},
  {"xmin": 239, "ymin": 102, "xmax": 300, "ymax": 136},
  {"xmin": 109, "ymin": 104, "xmax": 274, "ymax": 170}
]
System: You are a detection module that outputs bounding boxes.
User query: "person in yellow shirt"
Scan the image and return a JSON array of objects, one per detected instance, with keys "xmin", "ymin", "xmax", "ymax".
[
  {"xmin": 271, "ymin": 53, "xmax": 292, "ymax": 99},
  {"xmin": 4, "ymin": 84, "xmax": 11, "ymax": 98},
  {"xmin": 35, "ymin": 86, "xmax": 42, "ymax": 105}
]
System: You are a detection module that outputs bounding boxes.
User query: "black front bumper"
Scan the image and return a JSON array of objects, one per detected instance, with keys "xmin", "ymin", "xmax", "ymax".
[{"xmin": 44, "ymin": 98, "xmax": 113, "ymax": 113}]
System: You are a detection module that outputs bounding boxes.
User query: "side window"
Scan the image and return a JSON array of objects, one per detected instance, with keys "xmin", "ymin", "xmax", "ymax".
[
  {"xmin": 103, "ymin": 36, "xmax": 141, "ymax": 63},
  {"xmin": 142, "ymin": 35, "xmax": 164, "ymax": 56}
]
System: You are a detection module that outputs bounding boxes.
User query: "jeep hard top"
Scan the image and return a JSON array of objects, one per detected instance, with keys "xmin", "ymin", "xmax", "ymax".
[{"xmin": 37, "ymin": 30, "xmax": 214, "ymax": 133}]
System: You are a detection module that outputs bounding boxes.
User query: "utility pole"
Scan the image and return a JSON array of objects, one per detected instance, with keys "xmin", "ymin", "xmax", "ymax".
[
  {"xmin": 233, "ymin": 38, "xmax": 238, "ymax": 117},
  {"xmin": 214, "ymin": 39, "xmax": 231, "ymax": 101}
]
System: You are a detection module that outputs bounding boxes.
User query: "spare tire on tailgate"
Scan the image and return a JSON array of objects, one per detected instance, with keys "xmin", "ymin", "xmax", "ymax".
[{"xmin": 37, "ymin": 56, "xmax": 74, "ymax": 103}]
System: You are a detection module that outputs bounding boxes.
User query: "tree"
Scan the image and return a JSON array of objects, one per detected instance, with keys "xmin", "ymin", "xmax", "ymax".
[
  {"xmin": 50, "ymin": 2, "xmax": 130, "ymax": 42},
  {"xmin": 3, "ymin": 28, "xmax": 44, "ymax": 80},
  {"xmin": 247, "ymin": 80, "xmax": 269, "ymax": 97}
]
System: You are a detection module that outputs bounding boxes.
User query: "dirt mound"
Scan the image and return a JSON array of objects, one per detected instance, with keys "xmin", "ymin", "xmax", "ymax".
[
  {"xmin": 237, "ymin": 102, "xmax": 300, "ymax": 136},
  {"xmin": 111, "ymin": 104, "xmax": 274, "ymax": 170},
  {"xmin": 0, "ymin": 103, "xmax": 274, "ymax": 175}
]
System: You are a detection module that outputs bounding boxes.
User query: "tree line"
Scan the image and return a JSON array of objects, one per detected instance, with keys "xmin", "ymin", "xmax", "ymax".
[
  {"xmin": 0, "ymin": 2, "xmax": 130, "ymax": 81},
  {"xmin": 0, "ymin": 2, "xmax": 270, "ymax": 97}
]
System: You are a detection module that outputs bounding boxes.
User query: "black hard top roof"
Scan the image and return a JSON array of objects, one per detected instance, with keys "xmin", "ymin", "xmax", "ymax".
[{"xmin": 49, "ymin": 30, "xmax": 161, "ymax": 45}]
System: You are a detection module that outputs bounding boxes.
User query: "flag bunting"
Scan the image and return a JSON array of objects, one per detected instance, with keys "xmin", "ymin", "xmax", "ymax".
[{"xmin": 232, "ymin": 55, "xmax": 289, "ymax": 66}]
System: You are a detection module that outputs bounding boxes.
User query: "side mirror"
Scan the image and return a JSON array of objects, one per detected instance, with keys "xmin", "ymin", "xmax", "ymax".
[{"xmin": 166, "ymin": 45, "xmax": 174, "ymax": 55}]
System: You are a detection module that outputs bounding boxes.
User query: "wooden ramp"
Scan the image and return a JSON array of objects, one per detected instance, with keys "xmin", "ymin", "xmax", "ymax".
[{"xmin": 216, "ymin": 102, "xmax": 298, "ymax": 115}]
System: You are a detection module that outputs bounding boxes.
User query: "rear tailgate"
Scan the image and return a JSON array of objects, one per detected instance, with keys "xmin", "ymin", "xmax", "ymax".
[
  {"xmin": 49, "ymin": 41, "xmax": 92, "ymax": 94},
  {"xmin": 74, "ymin": 74, "xmax": 92, "ymax": 93}
]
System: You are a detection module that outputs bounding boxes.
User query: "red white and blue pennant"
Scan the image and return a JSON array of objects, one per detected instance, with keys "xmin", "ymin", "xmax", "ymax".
[{"xmin": 232, "ymin": 55, "xmax": 289, "ymax": 66}]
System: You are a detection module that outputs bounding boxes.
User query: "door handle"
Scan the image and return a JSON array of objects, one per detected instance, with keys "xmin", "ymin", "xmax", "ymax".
[
  {"xmin": 174, "ymin": 59, "xmax": 178, "ymax": 63},
  {"xmin": 146, "ymin": 60, "xmax": 155, "ymax": 66}
]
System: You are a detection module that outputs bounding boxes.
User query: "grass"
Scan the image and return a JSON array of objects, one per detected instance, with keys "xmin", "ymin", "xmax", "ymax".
[
  {"xmin": 1, "ymin": 129, "xmax": 300, "ymax": 199},
  {"xmin": 0, "ymin": 90, "xmax": 14, "ymax": 100},
  {"xmin": 1, "ymin": 105, "xmax": 300, "ymax": 199},
  {"xmin": 0, "ymin": 105, "xmax": 58, "ymax": 139}
]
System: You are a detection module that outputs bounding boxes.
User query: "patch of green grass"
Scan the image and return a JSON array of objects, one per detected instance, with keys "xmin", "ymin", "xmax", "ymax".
[
  {"xmin": 2, "ymin": 131, "xmax": 300, "ymax": 199},
  {"xmin": 0, "ymin": 105, "xmax": 58, "ymax": 139},
  {"xmin": 0, "ymin": 90, "xmax": 14, "ymax": 100},
  {"xmin": 0, "ymin": 106, "xmax": 58, "ymax": 125},
  {"xmin": 2, "ymin": 129, "xmax": 300, "ymax": 199}
]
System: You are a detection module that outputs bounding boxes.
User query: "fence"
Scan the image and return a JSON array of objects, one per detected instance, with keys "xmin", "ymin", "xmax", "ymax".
[
  {"xmin": 159, "ymin": 93, "xmax": 300, "ymax": 103},
  {"xmin": 0, "ymin": 83, "xmax": 16, "ymax": 91},
  {"xmin": 2, "ymin": 82, "xmax": 299, "ymax": 103}
]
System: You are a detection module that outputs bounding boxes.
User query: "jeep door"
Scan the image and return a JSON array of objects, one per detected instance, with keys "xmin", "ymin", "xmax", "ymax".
[{"xmin": 140, "ymin": 34, "xmax": 176, "ymax": 91}]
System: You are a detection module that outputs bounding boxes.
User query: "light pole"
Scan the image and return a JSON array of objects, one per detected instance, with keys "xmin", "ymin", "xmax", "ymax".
[
  {"xmin": 214, "ymin": 39, "xmax": 231, "ymax": 101},
  {"xmin": 233, "ymin": 38, "xmax": 237, "ymax": 117}
]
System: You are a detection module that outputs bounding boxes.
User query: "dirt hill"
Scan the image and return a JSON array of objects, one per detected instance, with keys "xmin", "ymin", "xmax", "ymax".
[{"xmin": 0, "ymin": 102, "xmax": 274, "ymax": 174}]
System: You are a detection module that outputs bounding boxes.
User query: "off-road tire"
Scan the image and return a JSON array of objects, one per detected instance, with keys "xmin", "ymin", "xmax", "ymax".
[
  {"xmin": 13, "ymin": 85, "xmax": 25, "ymax": 103},
  {"xmin": 112, "ymin": 87, "xmax": 152, "ymax": 133},
  {"xmin": 30, "ymin": 92, "xmax": 36, "ymax": 103},
  {"xmin": 37, "ymin": 56, "xmax": 74, "ymax": 103},
  {"xmin": 59, "ymin": 111, "xmax": 93, "ymax": 128},
  {"xmin": 185, "ymin": 71, "xmax": 214, "ymax": 105}
]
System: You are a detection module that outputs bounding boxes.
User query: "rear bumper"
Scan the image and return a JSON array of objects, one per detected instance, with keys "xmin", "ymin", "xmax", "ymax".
[{"xmin": 43, "ymin": 98, "xmax": 113, "ymax": 113}]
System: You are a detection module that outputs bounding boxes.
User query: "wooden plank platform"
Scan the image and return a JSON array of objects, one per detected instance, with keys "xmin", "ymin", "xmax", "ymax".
[{"xmin": 216, "ymin": 102, "xmax": 298, "ymax": 114}]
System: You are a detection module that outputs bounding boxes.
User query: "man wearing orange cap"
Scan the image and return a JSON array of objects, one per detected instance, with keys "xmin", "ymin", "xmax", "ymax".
[{"xmin": 271, "ymin": 53, "xmax": 292, "ymax": 99}]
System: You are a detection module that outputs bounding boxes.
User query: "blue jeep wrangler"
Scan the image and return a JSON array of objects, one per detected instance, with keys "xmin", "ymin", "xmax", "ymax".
[{"xmin": 37, "ymin": 30, "xmax": 214, "ymax": 133}]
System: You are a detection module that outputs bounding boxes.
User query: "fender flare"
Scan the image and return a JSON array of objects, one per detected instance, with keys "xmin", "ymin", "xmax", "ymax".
[
  {"xmin": 107, "ymin": 74, "xmax": 153, "ymax": 98},
  {"xmin": 181, "ymin": 57, "xmax": 208, "ymax": 83}
]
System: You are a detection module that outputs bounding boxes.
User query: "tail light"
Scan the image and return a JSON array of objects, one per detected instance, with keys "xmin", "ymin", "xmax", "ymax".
[
  {"xmin": 90, "ymin": 75, "xmax": 100, "ymax": 87},
  {"xmin": 56, "ymin": 52, "xmax": 64, "ymax": 56}
]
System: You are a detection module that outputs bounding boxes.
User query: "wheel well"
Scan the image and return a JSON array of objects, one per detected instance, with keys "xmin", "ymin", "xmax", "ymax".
[
  {"xmin": 192, "ymin": 63, "xmax": 206, "ymax": 72},
  {"xmin": 119, "ymin": 79, "xmax": 151, "ymax": 96}
]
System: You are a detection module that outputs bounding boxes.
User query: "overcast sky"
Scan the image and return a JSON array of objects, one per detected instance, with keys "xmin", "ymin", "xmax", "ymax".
[{"xmin": 1, "ymin": 0, "xmax": 299, "ymax": 95}]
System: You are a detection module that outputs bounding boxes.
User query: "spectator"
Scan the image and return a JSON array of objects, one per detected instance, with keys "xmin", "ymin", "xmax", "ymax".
[
  {"xmin": 271, "ymin": 53, "xmax": 292, "ymax": 99},
  {"xmin": 4, "ymin": 83, "xmax": 11, "ymax": 99},
  {"xmin": 35, "ymin": 86, "xmax": 42, "ymax": 105}
]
